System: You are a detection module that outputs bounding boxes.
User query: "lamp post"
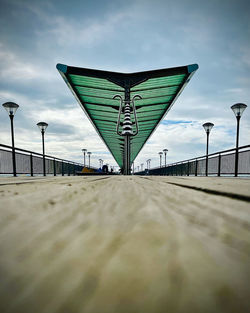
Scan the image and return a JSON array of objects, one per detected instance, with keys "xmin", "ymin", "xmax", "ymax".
[
  {"xmin": 141, "ymin": 163, "xmax": 144, "ymax": 171},
  {"xmin": 82, "ymin": 149, "xmax": 87, "ymax": 167},
  {"xmin": 159, "ymin": 152, "xmax": 163, "ymax": 168},
  {"xmin": 2, "ymin": 102, "xmax": 19, "ymax": 176},
  {"xmin": 163, "ymin": 149, "xmax": 168, "ymax": 167},
  {"xmin": 202, "ymin": 122, "xmax": 214, "ymax": 176},
  {"xmin": 99, "ymin": 158, "xmax": 103, "ymax": 168},
  {"xmin": 231, "ymin": 103, "xmax": 247, "ymax": 177},
  {"xmin": 87, "ymin": 152, "xmax": 92, "ymax": 168},
  {"xmin": 148, "ymin": 159, "xmax": 151, "ymax": 170},
  {"xmin": 37, "ymin": 122, "xmax": 48, "ymax": 176}
]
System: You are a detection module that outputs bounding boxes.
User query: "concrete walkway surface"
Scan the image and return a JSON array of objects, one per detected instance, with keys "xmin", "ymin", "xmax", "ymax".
[{"xmin": 0, "ymin": 176, "xmax": 249, "ymax": 313}]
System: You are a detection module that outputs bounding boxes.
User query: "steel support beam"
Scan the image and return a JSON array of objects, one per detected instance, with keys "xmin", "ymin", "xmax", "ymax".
[{"xmin": 123, "ymin": 85, "xmax": 131, "ymax": 175}]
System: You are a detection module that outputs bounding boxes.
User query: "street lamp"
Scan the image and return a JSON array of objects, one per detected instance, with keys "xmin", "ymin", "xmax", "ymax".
[
  {"xmin": 203, "ymin": 122, "xmax": 214, "ymax": 176},
  {"xmin": 148, "ymin": 159, "xmax": 151, "ymax": 170},
  {"xmin": 37, "ymin": 122, "xmax": 48, "ymax": 176},
  {"xmin": 99, "ymin": 158, "xmax": 103, "ymax": 168},
  {"xmin": 82, "ymin": 149, "xmax": 87, "ymax": 167},
  {"xmin": 163, "ymin": 149, "xmax": 168, "ymax": 167},
  {"xmin": 2, "ymin": 102, "xmax": 19, "ymax": 176},
  {"xmin": 159, "ymin": 152, "xmax": 163, "ymax": 168},
  {"xmin": 231, "ymin": 103, "xmax": 247, "ymax": 177},
  {"xmin": 87, "ymin": 152, "xmax": 92, "ymax": 168}
]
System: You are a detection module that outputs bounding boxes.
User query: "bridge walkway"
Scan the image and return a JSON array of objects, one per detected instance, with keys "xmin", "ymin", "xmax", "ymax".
[{"xmin": 0, "ymin": 176, "xmax": 249, "ymax": 313}]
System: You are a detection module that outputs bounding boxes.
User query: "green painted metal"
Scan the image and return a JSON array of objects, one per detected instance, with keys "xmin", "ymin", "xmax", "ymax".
[{"xmin": 57, "ymin": 63, "xmax": 198, "ymax": 168}]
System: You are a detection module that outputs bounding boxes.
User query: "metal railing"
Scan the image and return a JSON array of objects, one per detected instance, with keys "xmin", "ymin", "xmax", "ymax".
[
  {"xmin": 0, "ymin": 144, "xmax": 97, "ymax": 176},
  {"xmin": 135, "ymin": 145, "xmax": 250, "ymax": 176}
]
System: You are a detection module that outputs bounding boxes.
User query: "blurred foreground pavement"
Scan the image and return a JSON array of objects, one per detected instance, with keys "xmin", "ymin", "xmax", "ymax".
[{"xmin": 0, "ymin": 176, "xmax": 250, "ymax": 313}]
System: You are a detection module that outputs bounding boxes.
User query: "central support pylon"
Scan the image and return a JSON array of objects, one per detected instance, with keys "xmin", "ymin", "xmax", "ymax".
[{"xmin": 113, "ymin": 88, "xmax": 141, "ymax": 175}]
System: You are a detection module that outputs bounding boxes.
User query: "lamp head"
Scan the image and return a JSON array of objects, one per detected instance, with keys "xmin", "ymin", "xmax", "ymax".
[
  {"xmin": 82, "ymin": 149, "xmax": 87, "ymax": 153},
  {"xmin": 2, "ymin": 102, "xmax": 19, "ymax": 116},
  {"xmin": 203, "ymin": 122, "xmax": 214, "ymax": 133},
  {"xmin": 37, "ymin": 122, "xmax": 48, "ymax": 133},
  {"xmin": 163, "ymin": 149, "xmax": 168, "ymax": 154},
  {"xmin": 87, "ymin": 152, "xmax": 92, "ymax": 156},
  {"xmin": 231, "ymin": 103, "xmax": 247, "ymax": 117}
]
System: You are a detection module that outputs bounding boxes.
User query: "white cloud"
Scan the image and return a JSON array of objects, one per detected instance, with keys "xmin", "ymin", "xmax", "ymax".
[
  {"xmin": 0, "ymin": 43, "xmax": 55, "ymax": 82},
  {"xmin": 27, "ymin": 3, "xmax": 139, "ymax": 49}
]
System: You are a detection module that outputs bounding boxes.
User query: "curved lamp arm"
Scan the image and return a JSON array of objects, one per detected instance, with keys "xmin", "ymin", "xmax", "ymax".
[
  {"xmin": 113, "ymin": 94, "xmax": 123, "ymax": 136},
  {"xmin": 131, "ymin": 95, "xmax": 142, "ymax": 136}
]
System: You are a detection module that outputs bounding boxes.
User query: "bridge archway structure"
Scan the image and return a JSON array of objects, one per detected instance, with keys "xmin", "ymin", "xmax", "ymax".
[{"xmin": 57, "ymin": 63, "xmax": 198, "ymax": 175}]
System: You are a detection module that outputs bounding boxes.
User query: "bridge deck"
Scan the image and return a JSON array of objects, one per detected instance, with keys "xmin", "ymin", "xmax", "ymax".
[{"xmin": 0, "ymin": 176, "xmax": 249, "ymax": 313}]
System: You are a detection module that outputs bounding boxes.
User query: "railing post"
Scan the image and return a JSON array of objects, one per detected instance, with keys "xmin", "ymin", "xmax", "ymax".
[
  {"xmin": 30, "ymin": 153, "xmax": 33, "ymax": 177},
  {"xmin": 53, "ymin": 158, "xmax": 56, "ymax": 176},
  {"xmin": 195, "ymin": 159, "xmax": 198, "ymax": 176},
  {"xmin": 187, "ymin": 161, "xmax": 189, "ymax": 176},
  {"xmin": 218, "ymin": 154, "xmax": 221, "ymax": 177},
  {"xmin": 68, "ymin": 162, "xmax": 70, "ymax": 176},
  {"xmin": 62, "ymin": 162, "xmax": 64, "ymax": 176},
  {"xmin": 235, "ymin": 147, "xmax": 239, "ymax": 177}
]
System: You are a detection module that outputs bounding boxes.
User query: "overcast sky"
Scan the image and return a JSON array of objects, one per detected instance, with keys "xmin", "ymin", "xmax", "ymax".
[{"xmin": 0, "ymin": 0, "xmax": 249, "ymax": 169}]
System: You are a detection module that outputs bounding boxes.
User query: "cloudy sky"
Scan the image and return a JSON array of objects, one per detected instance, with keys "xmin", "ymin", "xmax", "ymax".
[{"xmin": 0, "ymin": 0, "xmax": 249, "ymax": 170}]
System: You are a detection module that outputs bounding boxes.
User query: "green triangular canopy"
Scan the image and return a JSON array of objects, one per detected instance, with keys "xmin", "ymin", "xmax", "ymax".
[{"xmin": 57, "ymin": 63, "xmax": 198, "ymax": 167}]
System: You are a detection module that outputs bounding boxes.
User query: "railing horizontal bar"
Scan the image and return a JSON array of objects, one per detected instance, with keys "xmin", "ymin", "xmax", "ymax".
[
  {"xmin": 0, "ymin": 144, "xmax": 84, "ymax": 167},
  {"xmin": 148, "ymin": 145, "xmax": 250, "ymax": 171}
]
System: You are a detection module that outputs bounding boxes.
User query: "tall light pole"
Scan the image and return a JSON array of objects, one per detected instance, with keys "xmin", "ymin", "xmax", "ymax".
[
  {"xmin": 141, "ymin": 163, "xmax": 143, "ymax": 171},
  {"xmin": 159, "ymin": 152, "xmax": 163, "ymax": 168},
  {"xmin": 202, "ymin": 122, "xmax": 214, "ymax": 177},
  {"xmin": 2, "ymin": 102, "xmax": 19, "ymax": 177},
  {"xmin": 99, "ymin": 158, "xmax": 103, "ymax": 168},
  {"xmin": 82, "ymin": 149, "xmax": 87, "ymax": 167},
  {"xmin": 37, "ymin": 122, "xmax": 48, "ymax": 176},
  {"xmin": 163, "ymin": 149, "xmax": 168, "ymax": 167},
  {"xmin": 87, "ymin": 152, "xmax": 92, "ymax": 168},
  {"xmin": 148, "ymin": 159, "xmax": 151, "ymax": 170},
  {"xmin": 231, "ymin": 103, "xmax": 247, "ymax": 177}
]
